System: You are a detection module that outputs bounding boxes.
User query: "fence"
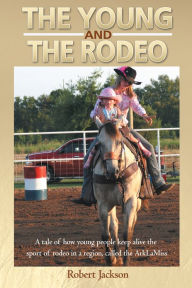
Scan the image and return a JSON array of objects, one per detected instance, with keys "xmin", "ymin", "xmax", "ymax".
[{"xmin": 14, "ymin": 128, "xmax": 180, "ymax": 183}]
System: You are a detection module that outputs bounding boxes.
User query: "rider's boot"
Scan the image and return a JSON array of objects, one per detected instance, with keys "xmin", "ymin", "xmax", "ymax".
[{"xmin": 155, "ymin": 183, "xmax": 175, "ymax": 195}]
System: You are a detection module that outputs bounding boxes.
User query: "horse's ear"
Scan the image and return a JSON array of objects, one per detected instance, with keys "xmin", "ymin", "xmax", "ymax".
[{"xmin": 95, "ymin": 116, "xmax": 103, "ymax": 129}]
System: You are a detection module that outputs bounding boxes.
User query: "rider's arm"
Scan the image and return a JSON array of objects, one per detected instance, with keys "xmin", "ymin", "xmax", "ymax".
[
  {"xmin": 93, "ymin": 105, "xmax": 105, "ymax": 124},
  {"xmin": 129, "ymin": 97, "xmax": 146, "ymax": 117},
  {"xmin": 130, "ymin": 98, "xmax": 153, "ymax": 126}
]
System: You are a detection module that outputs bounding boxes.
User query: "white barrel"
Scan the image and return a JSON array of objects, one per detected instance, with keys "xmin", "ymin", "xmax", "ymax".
[{"xmin": 24, "ymin": 166, "xmax": 47, "ymax": 201}]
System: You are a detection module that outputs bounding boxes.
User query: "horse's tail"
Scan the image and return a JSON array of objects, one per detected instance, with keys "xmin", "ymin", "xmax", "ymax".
[{"xmin": 141, "ymin": 199, "xmax": 149, "ymax": 211}]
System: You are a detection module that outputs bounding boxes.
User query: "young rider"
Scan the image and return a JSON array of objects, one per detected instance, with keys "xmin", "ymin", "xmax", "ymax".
[{"xmin": 84, "ymin": 87, "xmax": 151, "ymax": 168}]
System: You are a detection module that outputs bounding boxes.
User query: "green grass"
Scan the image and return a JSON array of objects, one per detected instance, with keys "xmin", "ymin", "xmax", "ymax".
[
  {"xmin": 150, "ymin": 138, "xmax": 179, "ymax": 150},
  {"xmin": 14, "ymin": 140, "xmax": 64, "ymax": 154},
  {"xmin": 158, "ymin": 138, "xmax": 179, "ymax": 150},
  {"xmin": 14, "ymin": 176, "xmax": 179, "ymax": 190},
  {"xmin": 14, "ymin": 137, "xmax": 179, "ymax": 154},
  {"xmin": 15, "ymin": 178, "xmax": 83, "ymax": 189},
  {"xmin": 166, "ymin": 176, "xmax": 179, "ymax": 184}
]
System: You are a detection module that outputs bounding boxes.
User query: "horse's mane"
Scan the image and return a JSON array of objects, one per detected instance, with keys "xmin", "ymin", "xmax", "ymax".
[{"xmin": 101, "ymin": 121, "xmax": 122, "ymax": 140}]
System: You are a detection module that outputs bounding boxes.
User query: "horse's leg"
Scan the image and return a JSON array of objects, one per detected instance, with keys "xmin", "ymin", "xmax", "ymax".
[
  {"xmin": 98, "ymin": 204, "xmax": 116, "ymax": 266},
  {"xmin": 123, "ymin": 196, "xmax": 138, "ymax": 266},
  {"xmin": 109, "ymin": 207, "xmax": 123, "ymax": 266},
  {"xmin": 132, "ymin": 198, "xmax": 141, "ymax": 231}
]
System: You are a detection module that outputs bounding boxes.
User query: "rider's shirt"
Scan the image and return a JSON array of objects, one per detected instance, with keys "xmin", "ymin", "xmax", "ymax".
[
  {"xmin": 95, "ymin": 105, "xmax": 120, "ymax": 123},
  {"xmin": 102, "ymin": 107, "xmax": 118, "ymax": 120}
]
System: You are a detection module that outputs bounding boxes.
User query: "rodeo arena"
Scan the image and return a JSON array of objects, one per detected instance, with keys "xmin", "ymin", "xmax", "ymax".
[{"xmin": 14, "ymin": 126, "xmax": 179, "ymax": 267}]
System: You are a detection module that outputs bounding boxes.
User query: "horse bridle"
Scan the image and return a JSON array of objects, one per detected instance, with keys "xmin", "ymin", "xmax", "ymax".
[
  {"xmin": 98, "ymin": 123, "xmax": 125, "ymax": 174},
  {"xmin": 96, "ymin": 123, "xmax": 138, "ymax": 204}
]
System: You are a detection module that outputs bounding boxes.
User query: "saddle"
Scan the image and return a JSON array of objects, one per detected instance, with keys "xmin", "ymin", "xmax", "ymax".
[{"xmin": 120, "ymin": 127, "xmax": 154, "ymax": 199}]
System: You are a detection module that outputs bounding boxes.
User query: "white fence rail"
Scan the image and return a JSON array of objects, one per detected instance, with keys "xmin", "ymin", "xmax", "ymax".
[{"xmin": 14, "ymin": 128, "xmax": 179, "ymax": 181}]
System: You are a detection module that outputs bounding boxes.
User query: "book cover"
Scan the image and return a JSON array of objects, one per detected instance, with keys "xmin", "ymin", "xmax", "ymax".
[{"xmin": 0, "ymin": 0, "xmax": 191, "ymax": 287}]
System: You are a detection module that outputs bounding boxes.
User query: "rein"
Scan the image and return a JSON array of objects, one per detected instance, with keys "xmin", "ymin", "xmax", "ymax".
[
  {"xmin": 93, "ymin": 122, "xmax": 138, "ymax": 210},
  {"xmin": 101, "ymin": 140, "xmax": 124, "ymax": 176},
  {"xmin": 95, "ymin": 123, "xmax": 139, "ymax": 201},
  {"xmin": 99, "ymin": 121, "xmax": 124, "ymax": 164},
  {"xmin": 104, "ymin": 152, "xmax": 120, "ymax": 161}
]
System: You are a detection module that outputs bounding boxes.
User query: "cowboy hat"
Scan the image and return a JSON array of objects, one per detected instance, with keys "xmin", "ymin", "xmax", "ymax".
[
  {"xmin": 97, "ymin": 87, "xmax": 121, "ymax": 103},
  {"xmin": 114, "ymin": 66, "xmax": 142, "ymax": 85}
]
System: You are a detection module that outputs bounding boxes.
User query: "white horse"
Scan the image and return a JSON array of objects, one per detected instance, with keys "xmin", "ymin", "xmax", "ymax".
[{"xmin": 93, "ymin": 120, "xmax": 143, "ymax": 266}]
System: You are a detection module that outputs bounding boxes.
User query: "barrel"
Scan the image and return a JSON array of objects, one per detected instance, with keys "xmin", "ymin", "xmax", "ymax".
[{"xmin": 24, "ymin": 166, "xmax": 47, "ymax": 201}]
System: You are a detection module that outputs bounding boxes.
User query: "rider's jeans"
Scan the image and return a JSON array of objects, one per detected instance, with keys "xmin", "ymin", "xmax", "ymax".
[{"xmin": 130, "ymin": 129, "xmax": 165, "ymax": 189}]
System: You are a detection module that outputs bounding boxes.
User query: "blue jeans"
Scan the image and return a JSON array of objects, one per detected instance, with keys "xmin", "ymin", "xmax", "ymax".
[
  {"xmin": 81, "ymin": 137, "xmax": 98, "ymax": 198},
  {"xmin": 81, "ymin": 130, "xmax": 165, "ymax": 198},
  {"xmin": 130, "ymin": 129, "xmax": 165, "ymax": 189}
]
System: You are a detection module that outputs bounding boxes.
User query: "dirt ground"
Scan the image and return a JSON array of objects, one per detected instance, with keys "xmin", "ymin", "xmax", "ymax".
[{"xmin": 14, "ymin": 184, "xmax": 179, "ymax": 267}]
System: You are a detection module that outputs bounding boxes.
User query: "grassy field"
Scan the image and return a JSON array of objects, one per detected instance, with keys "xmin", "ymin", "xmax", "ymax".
[
  {"xmin": 15, "ymin": 179, "xmax": 83, "ymax": 189},
  {"xmin": 152, "ymin": 138, "xmax": 179, "ymax": 150},
  {"xmin": 14, "ymin": 176, "xmax": 179, "ymax": 190},
  {"xmin": 14, "ymin": 140, "xmax": 63, "ymax": 154},
  {"xmin": 14, "ymin": 137, "xmax": 179, "ymax": 154}
]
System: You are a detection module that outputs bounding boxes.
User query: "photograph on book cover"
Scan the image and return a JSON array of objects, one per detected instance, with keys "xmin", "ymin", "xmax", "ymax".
[{"xmin": 14, "ymin": 66, "xmax": 180, "ymax": 267}]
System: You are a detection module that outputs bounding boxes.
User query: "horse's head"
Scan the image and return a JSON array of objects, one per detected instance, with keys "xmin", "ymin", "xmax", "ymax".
[{"xmin": 97, "ymin": 120, "xmax": 123, "ymax": 180}]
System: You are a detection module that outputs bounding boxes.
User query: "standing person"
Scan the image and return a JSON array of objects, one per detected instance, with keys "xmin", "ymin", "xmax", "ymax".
[{"xmin": 73, "ymin": 66, "xmax": 174, "ymax": 205}]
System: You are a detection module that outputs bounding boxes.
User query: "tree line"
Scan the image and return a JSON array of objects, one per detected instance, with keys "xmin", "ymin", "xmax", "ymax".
[{"xmin": 14, "ymin": 70, "xmax": 179, "ymax": 144}]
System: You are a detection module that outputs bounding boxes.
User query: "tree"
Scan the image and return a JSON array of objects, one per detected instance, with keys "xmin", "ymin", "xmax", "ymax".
[
  {"xmin": 14, "ymin": 73, "xmax": 179, "ymax": 142},
  {"xmin": 133, "ymin": 102, "xmax": 162, "ymax": 143},
  {"xmin": 14, "ymin": 96, "xmax": 39, "ymax": 132},
  {"xmin": 135, "ymin": 75, "xmax": 179, "ymax": 128},
  {"xmin": 52, "ymin": 70, "xmax": 103, "ymax": 131}
]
